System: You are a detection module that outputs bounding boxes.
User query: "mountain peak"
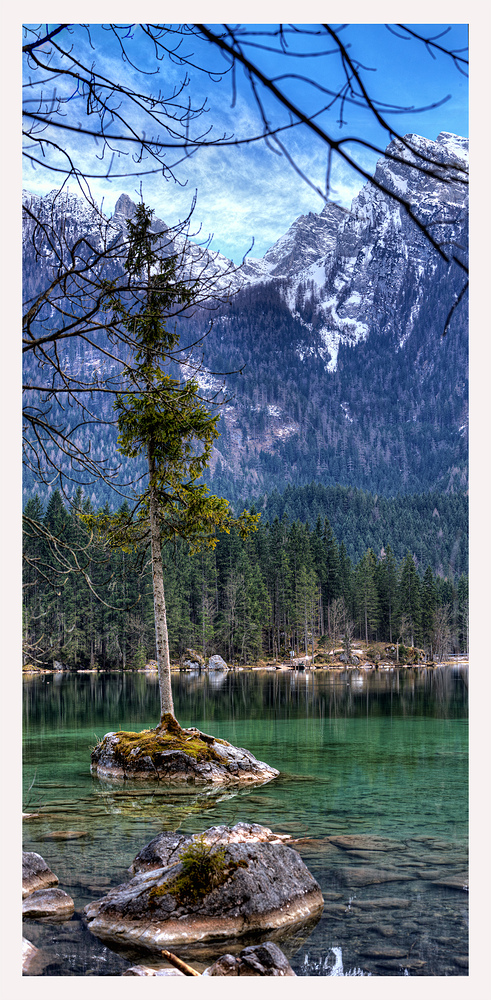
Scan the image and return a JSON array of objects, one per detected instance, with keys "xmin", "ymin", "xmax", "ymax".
[{"xmin": 113, "ymin": 193, "xmax": 137, "ymax": 219}]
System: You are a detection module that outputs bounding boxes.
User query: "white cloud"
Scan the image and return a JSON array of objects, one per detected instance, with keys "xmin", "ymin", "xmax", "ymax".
[{"xmin": 22, "ymin": 24, "xmax": 466, "ymax": 263}]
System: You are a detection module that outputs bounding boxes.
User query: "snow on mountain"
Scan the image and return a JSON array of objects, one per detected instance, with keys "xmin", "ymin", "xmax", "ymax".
[
  {"xmin": 23, "ymin": 131, "xmax": 468, "ymax": 378},
  {"xmin": 240, "ymin": 201, "xmax": 347, "ymax": 282},
  {"xmin": 22, "ymin": 132, "xmax": 468, "ymax": 503},
  {"xmin": 236, "ymin": 132, "xmax": 468, "ymax": 372}
]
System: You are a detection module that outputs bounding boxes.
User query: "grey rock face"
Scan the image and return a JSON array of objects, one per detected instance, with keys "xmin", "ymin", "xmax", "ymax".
[
  {"xmin": 83, "ymin": 826, "xmax": 323, "ymax": 953},
  {"xmin": 241, "ymin": 131, "xmax": 468, "ymax": 373},
  {"xmin": 242, "ymin": 202, "xmax": 348, "ymax": 282},
  {"xmin": 22, "ymin": 852, "xmax": 59, "ymax": 898},
  {"xmin": 183, "ymin": 648, "xmax": 205, "ymax": 669}
]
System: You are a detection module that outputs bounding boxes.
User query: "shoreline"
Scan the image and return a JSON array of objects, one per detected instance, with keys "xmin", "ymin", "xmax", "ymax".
[{"xmin": 22, "ymin": 659, "xmax": 469, "ymax": 677}]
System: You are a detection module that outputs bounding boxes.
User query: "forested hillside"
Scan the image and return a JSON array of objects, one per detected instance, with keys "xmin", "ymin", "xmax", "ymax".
[
  {"xmin": 22, "ymin": 270, "xmax": 468, "ymax": 509},
  {"xmin": 257, "ymin": 482, "xmax": 467, "ymax": 576},
  {"xmin": 24, "ymin": 268, "xmax": 468, "ymax": 508},
  {"xmin": 197, "ymin": 272, "xmax": 468, "ymax": 503},
  {"xmin": 23, "ymin": 490, "xmax": 468, "ymax": 671}
]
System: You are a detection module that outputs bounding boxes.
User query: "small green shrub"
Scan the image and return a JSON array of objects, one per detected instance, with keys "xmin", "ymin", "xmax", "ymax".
[
  {"xmin": 149, "ymin": 836, "xmax": 248, "ymax": 907},
  {"xmin": 169, "ymin": 837, "xmax": 228, "ymax": 903}
]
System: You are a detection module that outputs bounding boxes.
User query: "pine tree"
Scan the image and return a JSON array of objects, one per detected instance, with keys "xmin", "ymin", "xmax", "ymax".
[
  {"xmin": 354, "ymin": 548, "xmax": 379, "ymax": 643},
  {"xmin": 398, "ymin": 552, "xmax": 422, "ymax": 647},
  {"xmin": 87, "ymin": 203, "xmax": 258, "ymax": 722},
  {"xmin": 376, "ymin": 544, "xmax": 398, "ymax": 642},
  {"xmin": 432, "ymin": 604, "xmax": 452, "ymax": 661},
  {"xmin": 338, "ymin": 541, "xmax": 353, "ymax": 613},
  {"xmin": 421, "ymin": 565, "xmax": 438, "ymax": 657},
  {"xmin": 457, "ymin": 574, "xmax": 469, "ymax": 654}
]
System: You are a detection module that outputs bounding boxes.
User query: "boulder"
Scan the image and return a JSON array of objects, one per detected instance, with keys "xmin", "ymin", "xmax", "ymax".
[
  {"xmin": 22, "ymin": 887, "xmax": 75, "ymax": 920},
  {"xmin": 208, "ymin": 654, "xmax": 228, "ymax": 670},
  {"xmin": 22, "ymin": 852, "xmax": 58, "ymax": 898},
  {"xmin": 83, "ymin": 824, "xmax": 323, "ymax": 953},
  {"xmin": 91, "ymin": 718, "xmax": 279, "ymax": 784},
  {"xmin": 203, "ymin": 941, "xmax": 296, "ymax": 976}
]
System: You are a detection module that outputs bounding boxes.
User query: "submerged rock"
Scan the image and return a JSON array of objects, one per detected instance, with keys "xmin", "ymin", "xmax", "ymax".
[
  {"xmin": 337, "ymin": 867, "xmax": 415, "ymax": 888},
  {"xmin": 328, "ymin": 834, "xmax": 407, "ymax": 852},
  {"xmin": 41, "ymin": 830, "xmax": 89, "ymax": 841},
  {"xmin": 123, "ymin": 966, "xmax": 185, "ymax": 976},
  {"xmin": 91, "ymin": 716, "xmax": 278, "ymax": 784},
  {"xmin": 83, "ymin": 824, "xmax": 323, "ymax": 953},
  {"xmin": 22, "ymin": 852, "xmax": 58, "ymax": 898}
]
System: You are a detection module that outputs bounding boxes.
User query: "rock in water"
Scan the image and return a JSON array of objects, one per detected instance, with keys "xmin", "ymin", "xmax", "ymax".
[
  {"xmin": 83, "ymin": 824, "xmax": 323, "ymax": 952},
  {"xmin": 22, "ymin": 887, "xmax": 75, "ymax": 920},
  {"xmin": 22, "ymin": 852, "xmax": 58, "ymax": 898},
  {"xmin": 22, "ymin": 938, "xmax": 39, "ymax": 975},
  {"xmin": 203, "ymin": 941, "xmax": 296, "ymax": 976},
  {"xmin": 90, "ymin": 719, "xmax": 279, "ymax": 784}
]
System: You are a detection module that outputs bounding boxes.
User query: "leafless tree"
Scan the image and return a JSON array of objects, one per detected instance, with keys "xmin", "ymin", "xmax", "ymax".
[{"xmin": 432, "ymin": 604, "xmax": 452, "ymax": 661}]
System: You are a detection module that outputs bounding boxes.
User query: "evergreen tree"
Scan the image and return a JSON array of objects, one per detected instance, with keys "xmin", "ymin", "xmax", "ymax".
[
  {"xmin": 86, "ymin": 203, "xmax": 258, "ymax": 722},
  {"xmin": 338, "ymin": 541, "xmax": 354, "ymax": 619},
  {"xmin": 457, "ymin": 574, "xmax": 469, "ymax": 654},
  {"xmin": 354, "ymin": 548, "xmax": 379, "ymax": 643},
  {"xmin": 376, "ymin": 544, "xmax": 398, "ymax": 642},
  {"xmin": 323, "ymin": 518, "xmax": 341, "ymax": 603},
  {"xmin": 295, "ymin": 563, "xmax": 320, "ymax": 660},
  {"xmin": 432, "ymin": 604, "xmax": 452, "ymax": 661},
  {"xmin": 421, "ymin": 565, "xmax": 438, "ymax": 656},
  {"xmin": 398, "ymin": 552, "xmax": 422, "ymax": 647}
]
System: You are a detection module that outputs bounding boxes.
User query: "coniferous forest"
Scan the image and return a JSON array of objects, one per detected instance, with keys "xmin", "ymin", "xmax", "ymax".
[{"xmin": 23, "ymin": 488, "xmax": 468, "ymax": 671}]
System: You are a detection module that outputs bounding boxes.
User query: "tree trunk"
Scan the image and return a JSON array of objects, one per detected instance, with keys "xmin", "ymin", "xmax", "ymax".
[{"xmin": 147, "ymin": 442, "xmax": 175, "ymax": 721}]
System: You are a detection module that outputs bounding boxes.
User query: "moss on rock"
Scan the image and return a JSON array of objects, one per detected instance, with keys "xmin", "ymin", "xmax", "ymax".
[
  {"xmin": 148, "ymin": 837, "xmax": 249, "ymax": 908},
  {"xmin": 109, "ymin": 722, "xmax": 226, "ymax": 768},
  {"xmin": 91, "ymin": 719, "xmax": 280, "ymax": 784}
]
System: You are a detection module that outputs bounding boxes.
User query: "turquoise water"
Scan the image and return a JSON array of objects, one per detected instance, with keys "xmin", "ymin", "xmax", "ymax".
[{"xmin": 22, "ymin": 666, "xmax": 468, "ymax": 976}]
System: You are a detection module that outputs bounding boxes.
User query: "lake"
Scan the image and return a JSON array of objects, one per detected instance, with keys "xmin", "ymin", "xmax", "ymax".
[{"xmin": 22, "ymin": 665, "xmax": 468, "ymax": 977}]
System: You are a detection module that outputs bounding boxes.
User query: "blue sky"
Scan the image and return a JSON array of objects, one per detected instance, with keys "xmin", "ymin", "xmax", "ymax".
[{"xmin": 22, "ymin": 23, "xmax": 468, "ymax": 261}]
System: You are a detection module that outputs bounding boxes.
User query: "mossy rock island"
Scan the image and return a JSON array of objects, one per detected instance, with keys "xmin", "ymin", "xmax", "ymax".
[
  {"xmin": 83, "ymin": 824, "xmax": 324, "ymax": 954},
  {"xmin": 90, "ymin": 714, "xmax": 279, "ymax": 785}
]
